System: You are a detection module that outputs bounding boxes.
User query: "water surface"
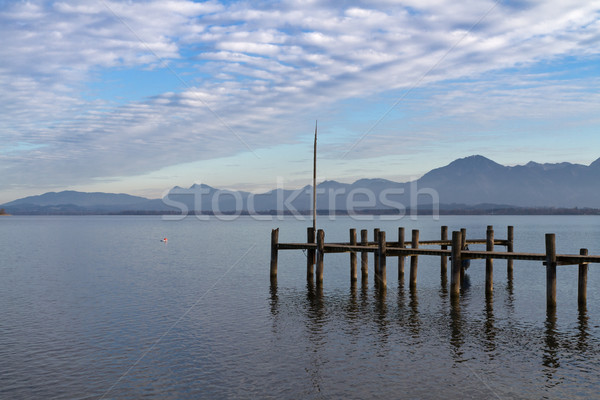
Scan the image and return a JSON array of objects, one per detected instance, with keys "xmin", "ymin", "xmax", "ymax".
[{"xmin": 1, "ymin": 215, "xmax": 599, "ymax": 399}]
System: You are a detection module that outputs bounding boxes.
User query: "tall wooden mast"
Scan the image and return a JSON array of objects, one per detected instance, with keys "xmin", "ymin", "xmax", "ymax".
[{"xmin": 313, "ymin": 120, "xmax": 317, "ymax": 232}]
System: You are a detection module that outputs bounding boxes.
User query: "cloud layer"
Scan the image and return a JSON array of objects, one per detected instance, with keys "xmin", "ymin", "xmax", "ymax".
[{"xmin": 1, "ymin": 0, "xmax": 599, "ymax": 196}]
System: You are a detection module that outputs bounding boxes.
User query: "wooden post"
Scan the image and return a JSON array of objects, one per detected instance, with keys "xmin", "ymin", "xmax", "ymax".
[
  {"xmin": 398, "ymin": 227, "xmax": 405, "ymax": 282},
  {"xmin": 451, "ymin": 231, "xmax": 462, "ymax": 296},
  {"xmin": 579, "ymin": 248, "xmax": 588, "ymax": 307},
  {"xmin": 545, "ymin": 233, "xmax": 557, "ymax": 308},
  {"xmin": 316, "ymin": 229, "xmax": 325, "ymax": 283},
  {"xmin": 507, "ymin": 226, "xmax": 514, "ymax": 280},
  {"xmin": 410, "ymin": 229, "xmax": 419, "ymax": 288},
  {"xmin": 440, "ymin": 226, "xmax": 448, "ymax": 276},
  {"xmin": 350, "ymin": 228, "xmax": 357, "ymax": 282},
  {"xmin": 373, "ymin": 228, "xmax": 380, "ymax": 276},
  {"xmin": 307, "ymin": 227, "xmax": 315, "ymax": 280},
  {"xmin": 361, "ymin": 229, "xmax": 368, "ymax": 281},
  {"xmin": 378, "ymin": 231, "xmax": 387, "ymax": 288},
  {"xmin": 460, "ymin": 228, "xmax": 467, "ymax": 282},
  {"xmin": 270, "ymin": 228, "xmax": 279, "ymax": 278},
  {"xmin": 486, "ymin": 225, "xmax": 494, "ymax": 294}
]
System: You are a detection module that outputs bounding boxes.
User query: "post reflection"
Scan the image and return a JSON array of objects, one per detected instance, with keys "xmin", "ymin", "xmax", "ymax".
[
  {"xmin": 542, "ymin": 307, "xmax": 559, "ymax": 379},
  {"xmin": 505, "ymin": 272, "xmax": 515, "ymax": 312},
  {"xmin": 408, "ymin": 286, "xmax": 420, "ymax": 335},
  {"xmin": 269, "ymin": 278, "xmax": 278, "ymax": 317},
  {"xmin": 374, "ymin": 282, "xmax": 388, "ymax": 340},
  {"xmin": 449, "ymin": 295, "xmax": 464, "ymax": 359},
  {"xmin": 346, "ymin": 280, "xmax": 359, "ymax": 321},
  {"xmin": 440, "ymin": 268, "xmax": 448, "ymax": 297},
  {"xmin": 483, "ymin": 293, "xmax": 495, "ymax": 355},
  {"xmin": 577, "ymin": 305, "xmax": 589, "ymax": 352}
]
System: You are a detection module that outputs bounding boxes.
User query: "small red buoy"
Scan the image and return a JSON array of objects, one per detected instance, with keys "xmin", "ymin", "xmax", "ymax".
[{"xmin": 161, "ymin": 237, "xmax": 168, "ymax": 242}]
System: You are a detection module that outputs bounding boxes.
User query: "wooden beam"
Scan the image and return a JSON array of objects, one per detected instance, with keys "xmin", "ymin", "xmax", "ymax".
[
  {"xmin": 307, "ymin": 227, "xmax": 315, "ymax": 280},
  {"xmin": 440, "ymin": 226, "xmax": 448, "ymax": 277},
  {"xmin": 398, "ymin": 227, "xmax": 405, "ymax": 283},
  {"xmin": 410, "ymin": 229, "xmax": 419, "ymax": 288},
  {"xmin": 270, "ymin": 228, "xmax": 279, "ymax": 278},
  {"xmin": 546, "ymin": 233, "xmax": 557, "ymax": 308},
  {"xmin": 361, "ymin": 229, "xmax": 368, "ymax": 281},
  {"xmin": 316, "ymin": 229, "xmax": 324, "ymax": 283},
  {"xmin": 378, "ymin": 231, "xmax": 387, "ymax": 288},
  {"xmin": 486, "ymin": 225, "xmax": 494, "ymax": 295},
  {"xmin": 451, "ymin": 231, "xmax": 462, "ymax": 296},
  {"xmin": 579, "ymin": 248, "xmax": 588, "ymax": 307},
  {"xmin": 373, "ymin": 228, "xmax": 380, "ymax": 276},
  {"xmin": 350, "ymin": 228, "xmax": 357, "ymax": 282},
  {"xmin": 507, "ymin": 226, "xmax": 514, "ymax": 280}
]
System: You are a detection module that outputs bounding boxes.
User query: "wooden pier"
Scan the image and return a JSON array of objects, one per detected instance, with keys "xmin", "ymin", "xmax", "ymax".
[{"xmin": 270, "ymin": 226, "xmax": 600, "ymax": 309}]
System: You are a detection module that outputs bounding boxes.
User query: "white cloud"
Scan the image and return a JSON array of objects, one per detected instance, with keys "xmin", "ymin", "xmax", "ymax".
[{"xmin": 0, "ymin": 0, "xmax": 599, "ymax": 198}]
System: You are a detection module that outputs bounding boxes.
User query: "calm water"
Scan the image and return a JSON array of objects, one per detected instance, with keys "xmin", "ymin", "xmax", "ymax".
[{"xmin": 1, "ymin": 215, "xmax": 600, "ymax": 399}]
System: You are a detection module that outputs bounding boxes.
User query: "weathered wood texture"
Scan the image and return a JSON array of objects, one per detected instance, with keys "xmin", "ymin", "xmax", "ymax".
[
  {"xmin": 410, "ymin": 229, "xmax": 419, "ymax": 288},
  {"xmin": 546, "ymin": 233, "xmax": 557, "ymax": 308},
  {"xmin": 307, "ymin": 227, "xmax": 315, "ymax": 280},
  {"xmin": 373, "ymin": 228, "xmax": 380, "ymax": 276},
  {"xmin": 361, "ymin": 229, "xmax": 368, "ymax": 280},
  {"xmin": 350, "ymin": 229, "xmax": 357, "ymax": 282},
  {"xmin": 440, "ymin": 226, "xmax": 448, "ymax": 276},
  {"xmin": 273, "ymin": 225, "xmax": 600, "ymax": 309},
  {"xmin": 486, "ymin": 226, "xmax": 494, "ymax": 294},
  {"xmin": 450, "ymin": 231, "xmax": 462, "ymax": 296},
  {"xmin": 579, "ymin": 248, "xmax": 588, "ymax": 307},
  {"xmin": 378, "ymin": 231, "xmax": 387, "ymax": 287},
  {"xmin": 270, "ymin": 228, "xmax": 279, "ymax": 278},
  {"xmin": 316, "ymin": 229, "xmax": 324, "ymax": 283}
]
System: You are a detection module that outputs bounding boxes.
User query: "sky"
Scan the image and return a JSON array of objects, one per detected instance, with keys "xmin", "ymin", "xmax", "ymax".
[{"xmin": 1, "ymin": 0, "xmax": 600, "ymax": 203}]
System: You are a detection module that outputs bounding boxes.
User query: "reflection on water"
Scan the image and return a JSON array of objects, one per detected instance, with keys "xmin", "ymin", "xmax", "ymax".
[
  {"xmin": 483, "ymin": 293, "xmax": 496, "ymax": 356},
  {"xmin": 5, "ymin": 215, "xmax": 600, "ymax": 399},
  {"xmin": 543, "ymin": 307, "xmax": 560, "ymax": 377},
  {"xmin": 269, "ymin": 274, "xmax": 600, "ymax": 399}
]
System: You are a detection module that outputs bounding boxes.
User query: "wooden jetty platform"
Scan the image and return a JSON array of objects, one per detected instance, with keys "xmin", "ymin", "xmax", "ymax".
[{"xmin": 270, "ymin": 225, "xmax": 600, "ymax": 309}]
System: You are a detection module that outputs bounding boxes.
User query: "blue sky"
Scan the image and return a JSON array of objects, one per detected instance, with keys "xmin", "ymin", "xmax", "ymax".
[{"xmin": 1, "ymin": 0, "xmax": 600, "ymax": 203}]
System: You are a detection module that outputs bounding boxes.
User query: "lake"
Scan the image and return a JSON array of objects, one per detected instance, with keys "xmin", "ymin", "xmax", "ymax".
[{"xmin": 1, "ymin": 215, "xmax": 600, "ymax": 399}]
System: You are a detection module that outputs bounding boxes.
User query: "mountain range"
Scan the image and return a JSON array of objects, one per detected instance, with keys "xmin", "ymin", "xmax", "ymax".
[{"xmin": 3, "ymin": 155, "xmax": 600, "ymax": 214}]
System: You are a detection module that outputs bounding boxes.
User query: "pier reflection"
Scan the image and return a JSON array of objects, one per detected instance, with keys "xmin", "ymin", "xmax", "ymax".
[
  {"xmin": 449, "ymin": 295, "xmax": 464, "ymax": 358},
  {"xmin": 542, "ymin": 307, "xmax": 559, "ymax": 378},
  {"xmin": 267, "ymin": 264, "xmax": 596, "ymax": 391},
  {"xmin": 483, "ymin": 293, "xmax": 496, "ymax": 355},
  {"xmin": 577, "ymin": 305, "xmax": 589, "ymax": 352},
  {"xmin": 408, "ymin": 286, "xmax": 420, "ymax": 336}
]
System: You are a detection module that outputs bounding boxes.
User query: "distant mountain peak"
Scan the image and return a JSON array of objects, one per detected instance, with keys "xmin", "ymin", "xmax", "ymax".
[
  {"xmin": 449, "ymin": 155, "xmax": 501, "ymax": 167},
  {"xmin": 189, "ymin": 183, "xmax": 214, "ymax": 190}
]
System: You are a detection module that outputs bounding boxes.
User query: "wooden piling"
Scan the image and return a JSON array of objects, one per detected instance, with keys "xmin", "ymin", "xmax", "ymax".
[
  {"xmin": 270, "ymin": 228, "xmax": 279, "ymax": 278},
  {"xmin": 350, "ymin": 228, "xmax": 357, "ymax": 282},
  {"xmin": 460, "ymin": 228, "xmax": 467, "ymax": 282},
  {"xmin": 374, "ymin": 228, "xmax": 380, "ymax": 276},
  {"xmin": 316, "ymin": 229, "xmax": 325, "ymax": 283},
  {"xmin": 579, "ymin": 248, "xmax": 588, "ymax": 307},
  {"xmin": 378, "ymin": 231, "xmax": 387, "ymax": 288},
  {"xmin": 450, "ymin": 231, "xmax": 462, "ymax": 296},
  {"xmin": 545, "ymin": 233, "xmax": 557, "ymax": 308},
  {"xmin": 307, "ymin": 227, "xmax": 315, "ymax": 280},
  {"xmin": 507, "ymin": 226, "xmax": 514, "ymax": 279},
  {"xmin": 486, "ymin": 225, "xmax": 494, "ymax": 294},
  {"xmin": 440, "ymin": 226, "xmax": 448, "ymax": 276},
  {"xmin": 361, "ymin": 229, "xmax": 368, "ymax": 281},
  {"xmin": 410, "ymin": 229, "xmax": 419, "ymax": 288},
  {"xmin": 398, "ymin": 227, "xmax": 405, "ymax": 282}
]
